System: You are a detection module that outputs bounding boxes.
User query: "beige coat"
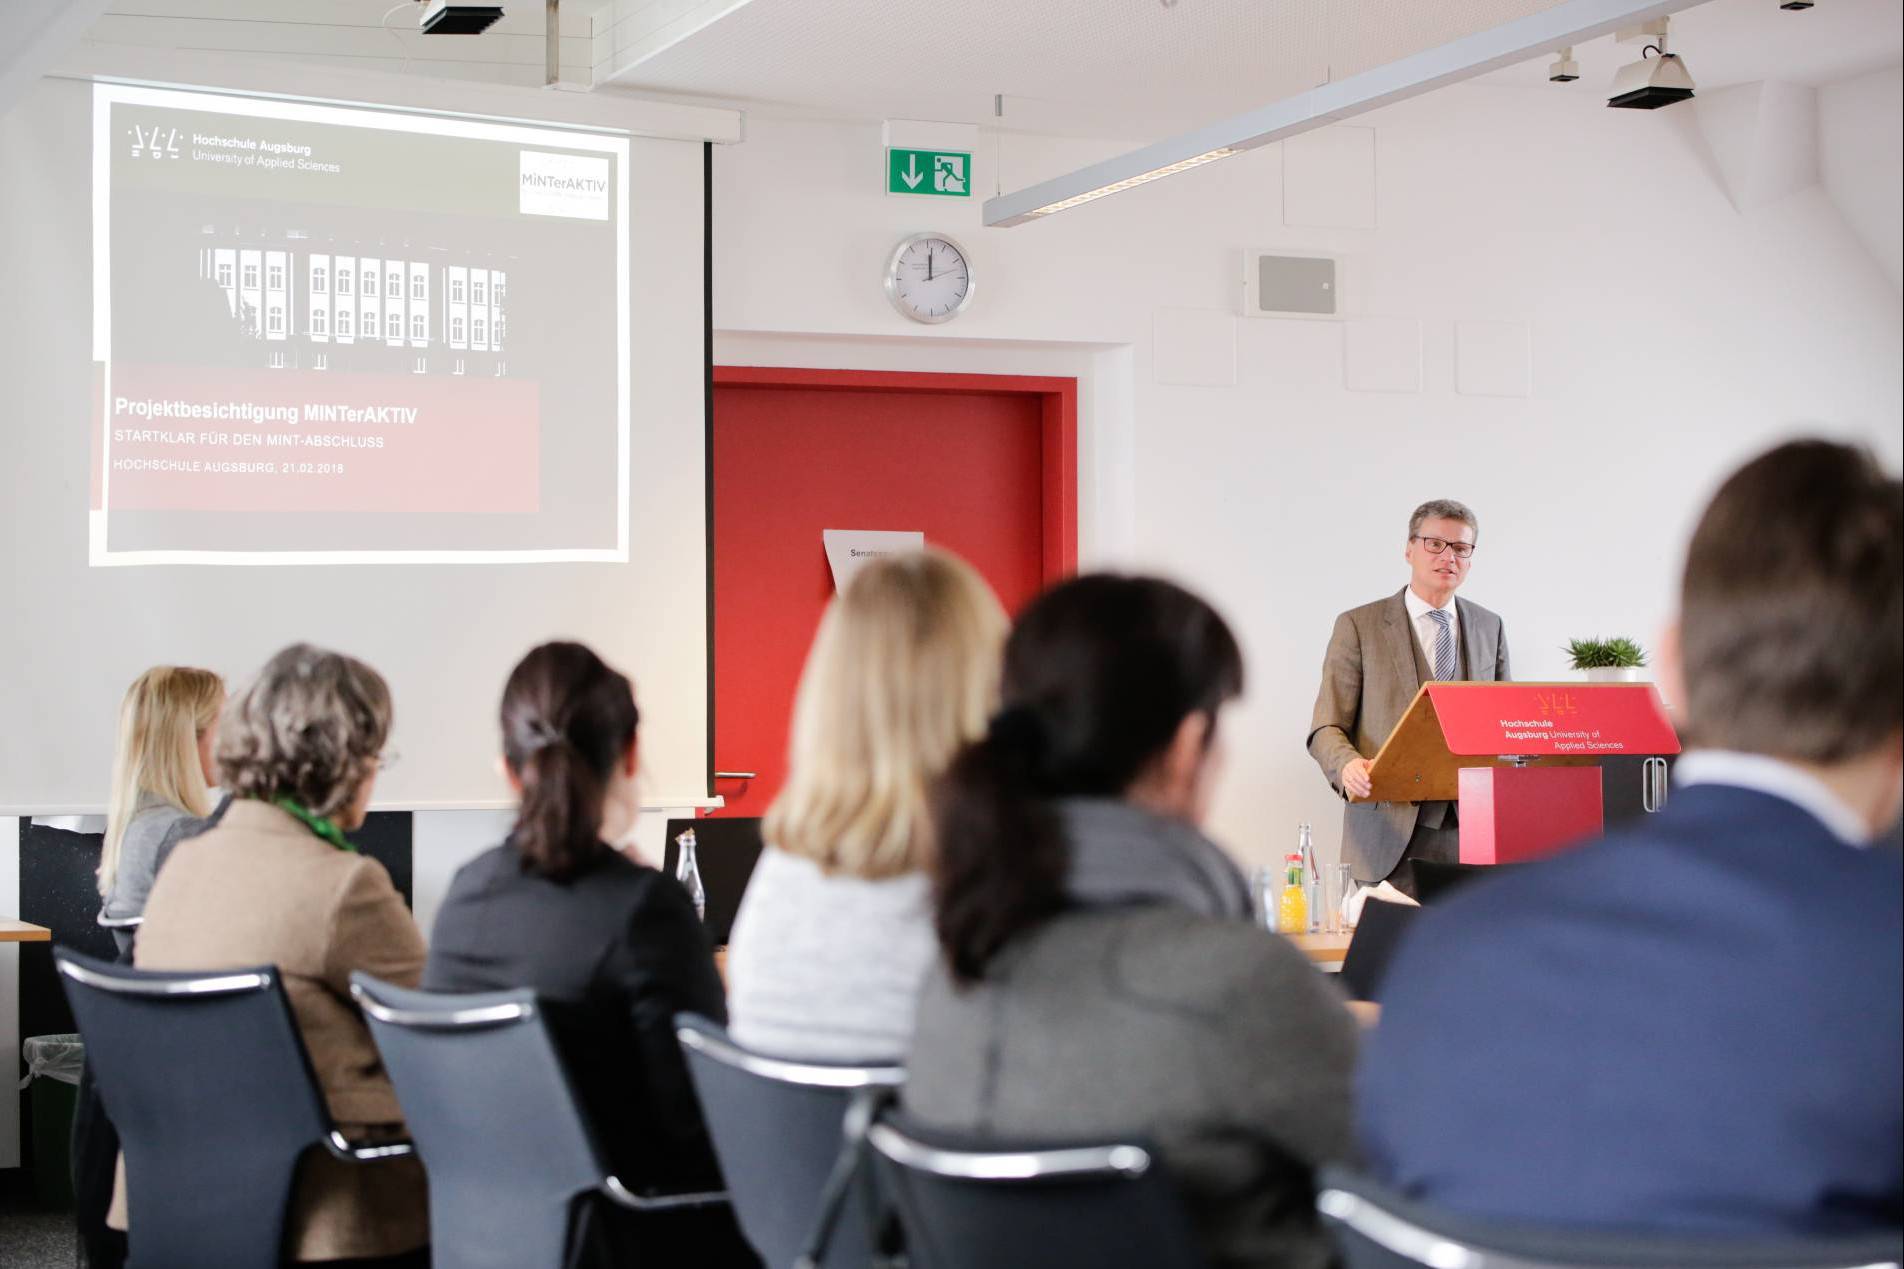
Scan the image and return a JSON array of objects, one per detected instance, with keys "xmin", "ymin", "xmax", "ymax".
[
  {"xmin": 109, "ymin": 798, "xmax": 429, "ymax": 1262},
  {"xmin": 1307, "ymin": 588, "xmax": 1509, "ymax": 882}
]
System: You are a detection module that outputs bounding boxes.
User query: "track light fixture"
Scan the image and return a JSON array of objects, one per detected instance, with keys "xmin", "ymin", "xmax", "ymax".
[
  {"xmin": 1549, "ymin": 46, "xmax": 1581, "ymax": 82},
  {"xmin": 1608, "ymin": 21, "xmax": 1695, "ymax": 109}
]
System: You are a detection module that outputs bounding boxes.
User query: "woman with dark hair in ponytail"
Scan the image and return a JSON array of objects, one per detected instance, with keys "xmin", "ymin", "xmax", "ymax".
[
  {"xmin": 908, "ymin": 575, "xmax": 1360, "ymax": 1269},
  {"xmin": 424, "ymin": 642, "xmax": 756, "ymax": 1267}
]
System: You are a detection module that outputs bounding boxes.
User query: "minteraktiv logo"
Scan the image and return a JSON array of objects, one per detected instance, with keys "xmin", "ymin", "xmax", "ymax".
[{"xmin": 518, "ymin": 150, "xmax": 610, "ymax": 221}]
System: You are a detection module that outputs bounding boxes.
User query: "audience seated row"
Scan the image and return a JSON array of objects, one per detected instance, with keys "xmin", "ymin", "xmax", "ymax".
[{"xmin": 64, "ymin": 437, "xmax": 1902, "ymax": 1268}]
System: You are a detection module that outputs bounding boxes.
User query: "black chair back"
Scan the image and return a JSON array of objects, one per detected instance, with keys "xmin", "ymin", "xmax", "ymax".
[
  {"xmin": 866, "ymin": 1111, "xmax": 1207, "ymax": 1269},
  {"xmin": 1339, "ymin": 897, "xmax": 1420, "ymax": 1002},
  {"xmin": 352, "ymin": 973, "xmax": 726, "ymax": 1269},
  {"xmin": 1317, "ymin": 1167, "xmax": 1904, "ymax": 1269},
  {"xmin": 56, "ymin": 949, "xmax": 412, "ymax": 1269},
  {"xmin": 676, "ymin": 1013, "xmax": 904, "ymax": 1268}
]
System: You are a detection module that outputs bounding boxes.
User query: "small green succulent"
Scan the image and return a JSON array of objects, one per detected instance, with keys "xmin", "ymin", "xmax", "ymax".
[{"xmin": 1564, "ymin": 636, "xmax": 1649, "ymax": 670}]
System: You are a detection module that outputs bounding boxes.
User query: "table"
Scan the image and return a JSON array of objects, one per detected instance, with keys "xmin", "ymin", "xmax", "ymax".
[
  {"xmin": 0, "ymin": 920, "xmax": 51, "ymax": 943},
  {"xmin": 713, "ymin": 932, "xmax": 1354, "ymax": 981},
  {"xmin": 1288, "ymin": 931, "xmax": 1353, "ymax": 969}
]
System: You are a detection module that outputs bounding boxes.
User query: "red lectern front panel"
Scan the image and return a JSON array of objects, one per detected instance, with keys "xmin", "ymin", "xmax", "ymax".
[
  {"xmin": 1458, "ymin": 766, "xmax": 1606, "ymax": 864},
  {"xmin": 1426, "ymin": 682, "xmax": 1681, "ymax": 758}
]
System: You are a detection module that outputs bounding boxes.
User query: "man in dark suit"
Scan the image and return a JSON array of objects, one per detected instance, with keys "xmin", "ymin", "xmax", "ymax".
[
  {"xmin": 1308, "ymin": 499, "xmax": 1510, "ymax": 895},
  {"xmin": 1357, "ymin": 439, "xmax": 1904, "ymax": 1238}
]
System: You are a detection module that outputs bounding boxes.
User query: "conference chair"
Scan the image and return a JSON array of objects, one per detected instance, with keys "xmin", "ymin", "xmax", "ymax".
[
  {"xmin": 54, "ymin": 950, "xmax": 415, "ymax": 1269},
  {"xmin": 1316, "ymin": 1167, "xmax": 1904, "ymax": 1269},
  {"xmin": 675, "ymin": 1013, "xmax": 905, "ymax": 1269},
  {"xmin": 351, "ymin": 973, "xmax": 730, "ymax": 1269},
  {"xmin": 865, "ymin": 1110, "xmax": 1208, "ymax": 1269},
  {"xmin": 1338, "ymin": 897, "xmax": 1420, "ymax": 1002}
]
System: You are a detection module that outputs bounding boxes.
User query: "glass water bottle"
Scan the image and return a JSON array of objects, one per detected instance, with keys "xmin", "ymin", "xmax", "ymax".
[{"xmin": 674, "ymin": 827, "xmax": 707, "ymax": 922}]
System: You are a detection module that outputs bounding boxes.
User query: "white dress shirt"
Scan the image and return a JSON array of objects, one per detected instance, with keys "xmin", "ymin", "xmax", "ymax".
[
  {"xmin": 1673, "ymin": 749, "xmax": 1873, "ymax": 847},
  {"xmin": 1403, "ymin": 586, "xmax": 1459, "ymax": 677}
]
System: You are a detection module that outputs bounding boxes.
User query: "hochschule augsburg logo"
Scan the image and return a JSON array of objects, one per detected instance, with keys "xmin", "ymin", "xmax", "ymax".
[{"xmin": 129, "ymin": 124, "xmax": 182, "ymax": 160}]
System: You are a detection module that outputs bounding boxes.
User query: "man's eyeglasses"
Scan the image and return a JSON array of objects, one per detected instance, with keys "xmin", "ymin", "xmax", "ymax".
[{"xmin": 1412, "ymin": 535, "xmax": 1475, "ymax": 560}]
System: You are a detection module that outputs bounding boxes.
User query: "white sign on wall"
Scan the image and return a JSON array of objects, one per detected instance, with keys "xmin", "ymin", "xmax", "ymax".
[{"xmin": 823, "ymin": 529, "xmax": 925, "ymax": 592}]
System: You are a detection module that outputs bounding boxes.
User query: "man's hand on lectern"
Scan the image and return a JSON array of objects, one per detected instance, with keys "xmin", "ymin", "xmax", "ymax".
[{"xmin": 1342, "ymin": 757, "xmax": 1374, "ymax": 800}]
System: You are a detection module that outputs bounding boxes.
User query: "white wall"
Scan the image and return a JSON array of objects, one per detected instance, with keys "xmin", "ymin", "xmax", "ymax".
[
  {"xmin": 1819, "ymin": 66, "xmax": 1904, "ymax": 291},
  {"xmin": 710, "ymin": 80, "xmax": 1904, "ymax": 873}
]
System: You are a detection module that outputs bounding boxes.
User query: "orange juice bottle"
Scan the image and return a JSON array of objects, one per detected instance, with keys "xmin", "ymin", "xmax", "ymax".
[{"xmin": 1277, "ymin": 852, "xmax": 1309, "ymax": 934}]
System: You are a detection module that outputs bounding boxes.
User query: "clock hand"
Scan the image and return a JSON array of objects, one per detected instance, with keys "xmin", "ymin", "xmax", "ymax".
[{"xmin": 926, "ymin": 250, "xmax": 935, "ymax": 282}]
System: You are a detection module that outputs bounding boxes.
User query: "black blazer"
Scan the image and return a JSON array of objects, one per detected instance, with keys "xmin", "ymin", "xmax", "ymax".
[{"xmin": 424, "ymin": 842, "xmax": 728, "ymax": 1192}]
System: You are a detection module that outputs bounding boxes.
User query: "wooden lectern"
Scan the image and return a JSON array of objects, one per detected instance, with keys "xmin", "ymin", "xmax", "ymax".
[{"xmin": 1354, "ymin": 682, "xmax": 1681, "ymax": 864}]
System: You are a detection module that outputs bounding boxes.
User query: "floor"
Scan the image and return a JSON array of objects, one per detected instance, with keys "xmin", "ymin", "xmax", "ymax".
[{"xmin": 0, "ymin": 1172, "xmax": 78, "ymax": 1269}]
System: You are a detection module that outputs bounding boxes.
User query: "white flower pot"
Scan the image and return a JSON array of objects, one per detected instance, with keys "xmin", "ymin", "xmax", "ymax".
[{"xmin": 1584, "ymin": 666, "xmax": 1645, "ymax": 683}]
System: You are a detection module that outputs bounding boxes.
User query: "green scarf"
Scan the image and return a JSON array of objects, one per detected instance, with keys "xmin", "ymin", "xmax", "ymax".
[{"xmin": 273, "ymin": 796, "xmax": 357, "ymax": 853}]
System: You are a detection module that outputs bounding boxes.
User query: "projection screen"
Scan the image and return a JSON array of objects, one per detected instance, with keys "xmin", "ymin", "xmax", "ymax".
[{"xmin": 0, "ymin": 69, "xmax": 718, "ymax": 811}]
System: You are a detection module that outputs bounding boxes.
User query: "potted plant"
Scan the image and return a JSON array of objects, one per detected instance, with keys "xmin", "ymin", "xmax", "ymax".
[{"xmin": 1565, "ymin": 636, "xmax": 1649, "ymax": 683}]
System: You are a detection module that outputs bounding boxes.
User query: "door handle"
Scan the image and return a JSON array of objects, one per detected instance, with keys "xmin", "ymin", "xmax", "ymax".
[
  {"xmin": 1641, "ymin": 757, "xmax": 1668, "ymax": 814},
  {"xmin": 714, "ymin": 771, "xmax": 757, "ymax": 781}
]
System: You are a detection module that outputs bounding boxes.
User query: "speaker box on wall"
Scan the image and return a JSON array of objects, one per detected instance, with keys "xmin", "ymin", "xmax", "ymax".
[{"xmin": 1241, "ymin": 250, "xmax": 1340, "ymax": 318}]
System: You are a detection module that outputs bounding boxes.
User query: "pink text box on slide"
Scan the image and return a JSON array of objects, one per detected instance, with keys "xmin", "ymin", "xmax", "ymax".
[{"xmin": 99, "ymin": 364, "xmax": 543, "ymax": 514}]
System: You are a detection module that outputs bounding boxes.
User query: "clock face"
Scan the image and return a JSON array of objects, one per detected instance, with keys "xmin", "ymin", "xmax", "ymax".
[{"xmin": 886, "ymin": 234, "xmax": 974, "ymax": 323}]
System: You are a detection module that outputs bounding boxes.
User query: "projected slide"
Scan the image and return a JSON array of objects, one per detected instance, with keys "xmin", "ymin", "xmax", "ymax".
[{"xmin": 91, "ymin": 83, "xmax": 629, "ymax": 564}]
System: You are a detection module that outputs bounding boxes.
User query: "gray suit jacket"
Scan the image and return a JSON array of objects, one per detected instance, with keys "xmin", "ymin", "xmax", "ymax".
[{"xmin": 1307, "ymin": 588, "xmax": 1510, "ymax": 882}]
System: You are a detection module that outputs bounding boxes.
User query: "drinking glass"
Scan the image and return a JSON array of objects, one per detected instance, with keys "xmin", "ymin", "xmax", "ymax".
[{"xmin": 1333, "ymin": 863, "xmax": 1358, "ymax": 932}]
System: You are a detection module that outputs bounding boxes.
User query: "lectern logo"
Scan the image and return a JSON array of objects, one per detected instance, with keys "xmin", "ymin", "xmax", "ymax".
[
  {"xmin": 1533, "ymin": 690, "xmax": 1579, "ymax": 717},
  {"xmin": 129, "ymin": 124, "xmax": 181, "ymax": 160}
]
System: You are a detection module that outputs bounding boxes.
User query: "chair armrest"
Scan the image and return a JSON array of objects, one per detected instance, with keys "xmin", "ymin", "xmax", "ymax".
[
  {"xmin": 600, "ymin": 1175, "xmax": 729, "ymax": 1212},
  {"xmin": 322, "ymin": 1129, "xmax": 415, "ymax": 1163}
]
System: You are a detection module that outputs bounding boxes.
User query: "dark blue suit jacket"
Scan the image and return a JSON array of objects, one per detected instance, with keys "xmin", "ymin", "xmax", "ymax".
[{"xmin": 1357, "ymin": 783, "xmax": 1903, "ymax": 1237}]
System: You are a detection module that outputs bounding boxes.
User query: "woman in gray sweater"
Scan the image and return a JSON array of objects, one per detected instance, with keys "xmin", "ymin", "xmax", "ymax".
[{"xmin": 908, "ymin": 574, "xmax": 1360, "ymax": 1269}]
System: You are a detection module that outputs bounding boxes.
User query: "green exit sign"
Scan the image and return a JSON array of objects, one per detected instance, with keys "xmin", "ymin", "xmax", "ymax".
[{"xmin": 887, "ymin": 148, "xmax": 972, "ymax": 197}]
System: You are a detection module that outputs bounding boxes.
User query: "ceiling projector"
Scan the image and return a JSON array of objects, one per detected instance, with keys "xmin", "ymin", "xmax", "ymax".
[{"xmin": 420, "ymin": 0, "xmax": 503, "ymax": 34}]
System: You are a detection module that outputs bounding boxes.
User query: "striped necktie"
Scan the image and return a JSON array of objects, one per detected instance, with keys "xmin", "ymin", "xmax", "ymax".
[{"xmin": 1429, "ymin": 608, "xmax": 1457, "ymax": 680}]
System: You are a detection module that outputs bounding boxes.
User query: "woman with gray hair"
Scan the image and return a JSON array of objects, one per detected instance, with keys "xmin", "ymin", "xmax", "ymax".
[{"xmin": 110, "ymin": 644, "xmax": 429, "ymax": 1268}]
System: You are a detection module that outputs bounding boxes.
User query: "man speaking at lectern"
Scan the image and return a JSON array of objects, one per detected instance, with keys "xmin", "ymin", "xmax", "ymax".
[{"xmin": 1307, "ymin": 500, "xmax": 1511, "ymax": 896}]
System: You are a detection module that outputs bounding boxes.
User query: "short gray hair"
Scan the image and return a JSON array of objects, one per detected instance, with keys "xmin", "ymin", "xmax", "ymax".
[
  {"xmin": 1409, "ymin": 499, "xmax": 1479, "ymax": 542},
  {"xmin": 217, "ymin": 643, "xmax": 392, "ymax": 819}
]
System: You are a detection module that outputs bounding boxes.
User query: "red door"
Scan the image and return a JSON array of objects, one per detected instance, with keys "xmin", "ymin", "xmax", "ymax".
[{"xmin": 709, "ymin": 368, "xmax": 1076, "ymax": 817}]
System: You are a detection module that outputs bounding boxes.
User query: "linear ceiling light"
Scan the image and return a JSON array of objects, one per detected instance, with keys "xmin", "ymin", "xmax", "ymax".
[
  {"xmin": 985, "ymin": 0, "xmax": 1707, "ymax": 228},
  {"xmin": 1025, "ymin": 147, "xmax": 1237, "ymax": 217}
]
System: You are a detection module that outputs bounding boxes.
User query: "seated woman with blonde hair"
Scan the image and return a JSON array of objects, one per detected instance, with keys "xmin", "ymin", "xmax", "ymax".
[
  {"xmin": 119, "ymin": 644, "xmax": 427, "ymax": 1268},
  {"xmin": 78, "ymin": 665, "xmax": 225, "ymax": 1269},
  {"xmin": 725, "ymin": 548, "xmax": 1008, "ymax": 1060},
  {"xmin": 96, "ymin": 666, "xmax": 225, "ymax": 957}
]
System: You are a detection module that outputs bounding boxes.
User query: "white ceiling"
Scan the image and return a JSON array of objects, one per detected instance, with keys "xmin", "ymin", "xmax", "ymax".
[
  {"xmin": 606, "ymin": 0, "xmax": 1576, "ymax": 137},
  {"xmin": 65, "ymin": 0, "xmax": 1904, "ymax": 136},
  {"xmin": 80, "ymin": 0, "xmax": 605, "ymax": 88}
]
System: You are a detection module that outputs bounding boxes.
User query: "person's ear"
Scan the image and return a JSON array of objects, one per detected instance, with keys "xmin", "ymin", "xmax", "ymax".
[
  {"xmin": 1656, "ymin": 620, "xmax": 1687, "ymax": 715},
  {"xmin": 496, "ymin": 753, "xmax": 523, "ymax": 797},
  {"xmin": 622, "ymin": 738, "xmax": 639, "ymax": 778},
  {"xmin": 1164, "ymin": 711, "xmax": 1211, "ymax": 800}
]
